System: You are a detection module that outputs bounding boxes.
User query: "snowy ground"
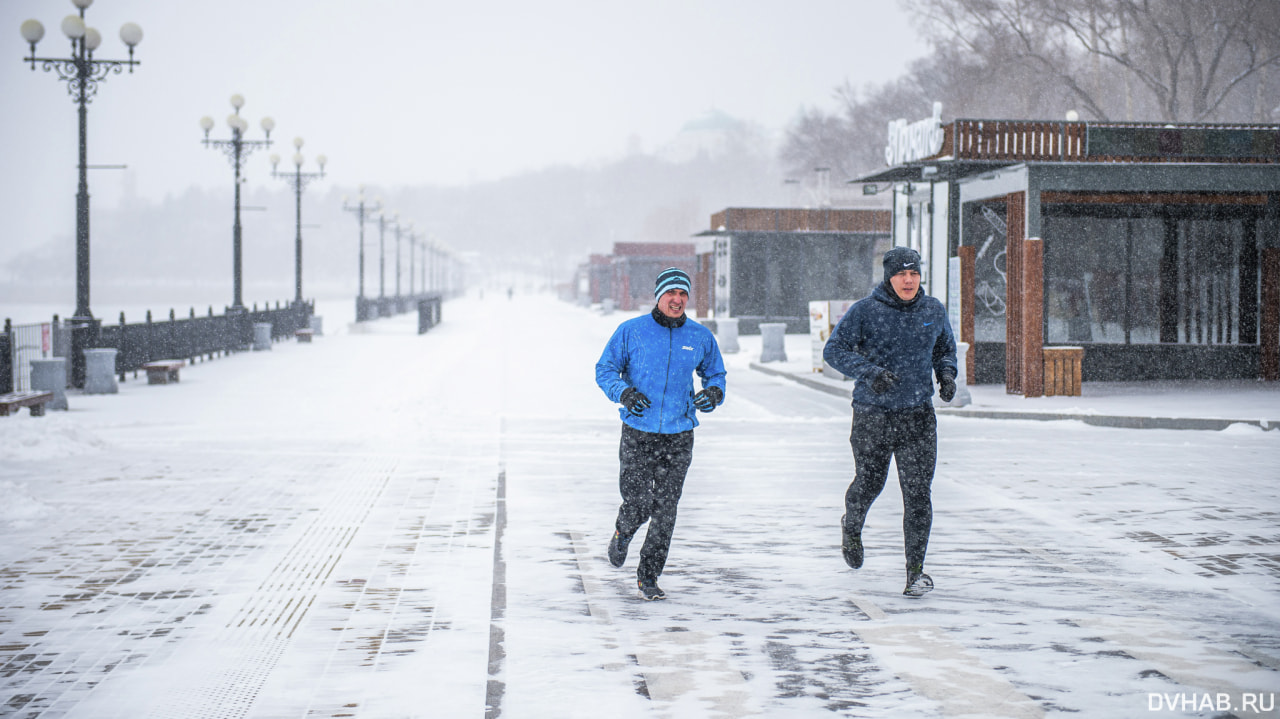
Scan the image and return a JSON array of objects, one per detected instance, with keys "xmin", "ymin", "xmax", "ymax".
[{"xmin": 1, "ymin": 292, "xmax": 1278, "ymax": 718}]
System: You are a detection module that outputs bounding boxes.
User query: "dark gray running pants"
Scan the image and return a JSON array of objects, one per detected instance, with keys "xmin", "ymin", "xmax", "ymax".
[{"xmin": 614, "ymin": 424, "xmax": 694, "ymax": 583}]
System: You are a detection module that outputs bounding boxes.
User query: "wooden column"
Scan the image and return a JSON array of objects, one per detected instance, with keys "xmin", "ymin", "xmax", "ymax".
[
  {"xmin": 1262, "ymin": 247, "xmax": 1279, "ymax": 381},
  {"xmin": 958, "ymin": 245, "xmax": 976, "ymax": 385},
  {"xmin": 1022, "ymin": 238, "xmax": 1045, "ymax": 397},
  {"xmin": 1005, "ymin": 192, "xmax": 1026, "ymax": 394},
  {"xmin": 695, "ymin": 251, "xmax": 712, "ymax": 318}
]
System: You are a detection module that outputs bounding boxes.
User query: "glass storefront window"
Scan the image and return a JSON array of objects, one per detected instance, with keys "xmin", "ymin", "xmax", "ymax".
[
  {"xmin": 963, "ymin": 195, "xmax": 1261, "ymax": 350},
  {"xmin": 1176, "ymin": 219, "xmax": 1244, "ymax": 344},
  {"xmin": 1040, "ymin": 206, "xmax": 1256, "ymax": 346},
  {"xmin": 962, "ymin": 201, "xmax": 1008, "ymax": 342},
  {"xmin": 1043, "ymin": 216, "xmax": 1163, "ymax": 344}
]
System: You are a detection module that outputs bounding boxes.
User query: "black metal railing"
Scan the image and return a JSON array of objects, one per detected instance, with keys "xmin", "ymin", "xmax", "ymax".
[
  {"xmin": 356, "ymin": 292, "xmax": 440, "ymax": 322},
  {"xmin": 94, "ymin": 301, "xmax": 313, "ymax": 381}
]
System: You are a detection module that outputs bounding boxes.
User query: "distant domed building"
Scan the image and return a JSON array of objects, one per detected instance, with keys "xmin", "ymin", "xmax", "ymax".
[{"xmin": 656, "ymin": 109, "xmax": 747, "ymax": 163}]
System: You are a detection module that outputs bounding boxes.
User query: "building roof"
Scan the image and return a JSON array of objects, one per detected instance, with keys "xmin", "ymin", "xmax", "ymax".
[
  {"xmin": 697, "ymin": 207, "xmax": 891, "ymax": 236},
  {"xmin": 611, "ymin": 242, "xmax": 695, "ymax": 257},
  {"xmin": 854, "ymin": 119, "xmax": 1280, "ymax": 184}
]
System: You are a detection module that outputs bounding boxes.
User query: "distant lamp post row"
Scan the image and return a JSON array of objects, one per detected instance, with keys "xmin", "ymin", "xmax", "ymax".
[
  {"xmin": 19, "ymin": 0, "xmax": 143, "ymax": 387},
  {"xmin": 342, "ymin": 199, "xmax": 458, "ymax": 321},
  {"xmin": 199, "ymin": 95, "xmax": 274, "ymax": 313},
  {"xmin": 342, "ymin": 187, "xmax": 382, "ymax": 302},
  {"xmin": 271, "ymin": 138, "xmax": 326, "ymax": 305}
]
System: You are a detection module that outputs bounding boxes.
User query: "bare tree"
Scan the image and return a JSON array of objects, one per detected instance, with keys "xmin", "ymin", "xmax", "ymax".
[
  {"xmin": 904, "ymin": 0, "xmax": 1280, "ymax": 122},
  {"xmin": 779, "ymin": 40, "xmax": 1078, "ymax": 181}
]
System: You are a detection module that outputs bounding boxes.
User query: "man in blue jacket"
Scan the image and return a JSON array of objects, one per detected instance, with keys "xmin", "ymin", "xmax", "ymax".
[
  {"xmin": 595, "ymin": 267, "xmax": 727, "ymax": 601},
  {"xmin": 823, "ymin": 247, "xmax": 957, "ymax": 597}
]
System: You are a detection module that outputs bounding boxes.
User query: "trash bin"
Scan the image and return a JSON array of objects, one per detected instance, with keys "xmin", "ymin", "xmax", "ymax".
[
  {"xmin": 29, "ymin": 357, "xmax": 69, "ymax": 411},
  {"xmin": 309, "ymin": 315, "xmax": 323, "ymax": 336},
  {"xmin": 759, "ymin": 323, "xmax": 787, "ymax": 363},
  {"xmin": 1043, "ymin": 346, "xmax": 1084, "ymax": 396},
  {"xmin": 82, "ymin": 348, "xmax": 118, "ymax": 394},
  {"xmin": 253, "ymin": 322, "xmax": 273, "ymax": 351},
  {"xmin": 418, "ymin": 299, "xmax": 435, "ymax": 334}
]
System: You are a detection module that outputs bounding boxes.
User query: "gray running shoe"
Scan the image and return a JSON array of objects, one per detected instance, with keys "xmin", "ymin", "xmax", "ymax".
[
  {"xmin": 608, "ymin": 530, "xmax": 632, "ymax": 568},
  {"xmin": 841, "ymin": 514, "xmax": 863, "ymax": 569},
  {"xmin": 904, "ymin": 565, "xmax": 934, "ymax": 597},
  {"xmin": 637, "ymin": 579, "xmax": 666, "ymax": 601}
]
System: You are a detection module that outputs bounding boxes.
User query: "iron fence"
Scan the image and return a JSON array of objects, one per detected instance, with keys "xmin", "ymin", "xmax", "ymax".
[{"xmin": 2, "ymin": 301, "xmax": 312, "ymax": 391}]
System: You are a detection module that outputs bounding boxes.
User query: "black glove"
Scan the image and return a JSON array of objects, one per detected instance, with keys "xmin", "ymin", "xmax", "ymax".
[
  {"xmin": 693, "ymin": 386, "xmax": 723, "ymax": 412},
  {"xmin": 938, "ymin": 374, "xmax": 956, "ymax": 402},
  {"xmin": 870, "ymin": 370, "xmax": 899, "ymax": 395},
  {"xmin": 620, "ymin": 387, "xmax": 651, "ymax": 416}
]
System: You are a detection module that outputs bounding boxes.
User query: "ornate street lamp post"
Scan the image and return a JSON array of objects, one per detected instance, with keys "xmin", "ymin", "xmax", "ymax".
[
  {"xmin": 200, "ymin": 95, "xmax": 274, "ymax": 314},
  {"xmin": 374, "ymin": 211, "xmax": 395, "ymax": 316},
  {"xmin": 417, "ymin": 234, "xmax": 427, "ymax": 296},
  {"xmin": 20, "ymin": 0, "xmax": 143, "ymax": 387},
  {"xmin": 342, "ymin": 187, "xmax": 382, "ymax": 321},
  {"xmin": 408, "ymin": 228, "xmax": 418, "ymax": 296},
  {"xmin": 270, "ymin": 137, "xmax": 326, "ymax": 307},
  {"xmin": 394, "ymin": 219, "xmax": 411, "ymax": 303}
]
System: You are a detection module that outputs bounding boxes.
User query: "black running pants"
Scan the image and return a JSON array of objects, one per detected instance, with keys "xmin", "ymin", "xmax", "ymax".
[
  {"xmin": 614, "ymin": 424, "xmax": 694, "ymax": 583},
  {"xmin": 843, "ymin": 403, "xmax": 937, "ymax": 570}
]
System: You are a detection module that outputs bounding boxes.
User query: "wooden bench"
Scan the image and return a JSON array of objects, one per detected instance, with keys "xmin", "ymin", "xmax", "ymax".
[
  {"xmin": 142, "ymin": 359, "xmax": 186, "ymax": 385},
  {"xmin": 0, "ymin": 390, "xmax": 55, "ymax": 417},
  {"xmin": 295, "ymin": 328, "xmax": 314, "ymax": 343}
]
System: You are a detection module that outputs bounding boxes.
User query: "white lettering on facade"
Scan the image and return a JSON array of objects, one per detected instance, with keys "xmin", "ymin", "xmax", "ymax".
[{"xmin": 885, "ymin": 102, "xmax": 945, "ymax": 166}]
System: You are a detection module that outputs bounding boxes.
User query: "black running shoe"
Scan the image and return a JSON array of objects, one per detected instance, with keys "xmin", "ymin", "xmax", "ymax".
[
  {"xmin": 607, "ymin": 530, "xmax": 632, "ymax": 568},
  {"xmin": 841, "ymin": 514, "xmax": 863, "ymax": 569},
  {"xmin": 637, "ymin": 579, "xmax": 666, "ymax": 601},
  {"xmin": 904, "ymin": 564, "xmax": 933, "ymax": 597}
]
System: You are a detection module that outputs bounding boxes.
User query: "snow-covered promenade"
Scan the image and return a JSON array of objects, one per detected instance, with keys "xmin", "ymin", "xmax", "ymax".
[{"xmin": 2, "ymin": 293, "xmax": 1278, "ymax": 718}]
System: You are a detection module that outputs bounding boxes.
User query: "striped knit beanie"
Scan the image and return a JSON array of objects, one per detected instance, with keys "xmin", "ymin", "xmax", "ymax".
[{"xmin": 654, "ymin": 267, "xmax": 692, "ymax": 297}]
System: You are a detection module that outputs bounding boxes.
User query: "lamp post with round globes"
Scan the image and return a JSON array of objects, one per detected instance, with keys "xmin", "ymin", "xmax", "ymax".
[
  {"xmin": 374, "ymin": 211, "xmax": 395, "ymax": 316},
  {"xmin": 419, "ymin": 234, "xmax": 430, "ymax": 295},
  {"xmin": 270, "ymin": 138, "xmax": 325, "ymax": 307},
  {"xmin": 20, "ymin": 0, "xmax": 143, "ymax": 387},
  {"xmin": 342, "ymin": 187, "xmax": 382, "ymax": 320},
  {"xmin": 407, "ymin": 227, "xmax": 418, "ymax": 297},
  {"xmin": 200, "ymin": 95, "xmax": 274, "ymax": 314},
  {"xmin": 393, "ymin": 218, "xmax": 411, "ymax": 307}
]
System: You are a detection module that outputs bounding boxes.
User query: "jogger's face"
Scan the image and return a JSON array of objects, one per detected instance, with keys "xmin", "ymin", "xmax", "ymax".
[
  {"xmin": 658, "ymin": 289, "xmax": 688, "ymax": 319},
  {"xmin": 889, "ymin": 270, "xmax": 921, "ymax": 301}
]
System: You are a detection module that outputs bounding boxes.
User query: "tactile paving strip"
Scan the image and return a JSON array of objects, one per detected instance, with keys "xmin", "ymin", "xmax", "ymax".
[{"xmin": 140, "ymin": 457, "xmax": 396, "ymax": 719}]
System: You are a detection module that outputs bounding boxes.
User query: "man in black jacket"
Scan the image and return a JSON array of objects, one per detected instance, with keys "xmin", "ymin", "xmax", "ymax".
[{"xmin": 823, "ymin": 247, "xmax": 957, "ymax": 597}]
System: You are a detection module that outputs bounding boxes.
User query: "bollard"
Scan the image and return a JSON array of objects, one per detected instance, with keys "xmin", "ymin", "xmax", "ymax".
[
  {"xmin": 936, "ymin": 341, "xmax": 973, "ymax": 408},
  {"xmin": 759, "ymin": 323, "xmax": 787, "ymax": 363},
  {"xmin": 601, "ymin": 298, "xmax": 615, "ymax": 315},
  {"xmin": 717, "ymin": 317, "xmax": 740, "ymax": 354},
  {"xmin": 417, "ymin": 299, "xmax": 433, "ymax": 335},
  {"xmin": 253, "ymin": 322, "xmax": 273, "ymax": 351},
  {"xmin": 30, "ymin": 357, "xmax": 69, "ymax": 410},
  {"xmin": 309, "ymin": 315, "xmax": 324, "ymax": 337},
  {"xmin": 82, "ymin": 348, "xmax": 119, "ymax": 394}
]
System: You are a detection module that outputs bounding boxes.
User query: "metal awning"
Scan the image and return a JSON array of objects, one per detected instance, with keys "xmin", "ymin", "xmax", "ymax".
[{"xmin": 852, "ymin": 159, "xmax": 1020, "ymax": 184}]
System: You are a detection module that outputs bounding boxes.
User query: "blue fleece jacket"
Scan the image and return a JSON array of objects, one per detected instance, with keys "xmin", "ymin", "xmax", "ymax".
[
  {"xmin": 595, "ymin": 311, "xmax": 727, "ymax": 434},
  {"xmin": 823, "ymin": 282, "xmax": 957, "ymax": 410}
]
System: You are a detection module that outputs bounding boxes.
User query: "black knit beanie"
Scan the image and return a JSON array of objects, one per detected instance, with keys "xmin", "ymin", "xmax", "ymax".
[{"xmin": 882, "ymin": 247, "xmax": 922, "ymax": 281}]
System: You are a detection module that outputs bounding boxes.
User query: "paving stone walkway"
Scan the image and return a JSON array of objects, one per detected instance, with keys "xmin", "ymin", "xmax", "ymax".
[{"xmin": 2, "ymin": 295, "xmax": 1277, "ymax": 718}]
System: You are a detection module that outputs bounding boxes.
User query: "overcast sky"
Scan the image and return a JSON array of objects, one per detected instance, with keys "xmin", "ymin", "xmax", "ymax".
[{"xmin": 2, "ymin": 0, "xmax": 928, "ymax": 260}]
